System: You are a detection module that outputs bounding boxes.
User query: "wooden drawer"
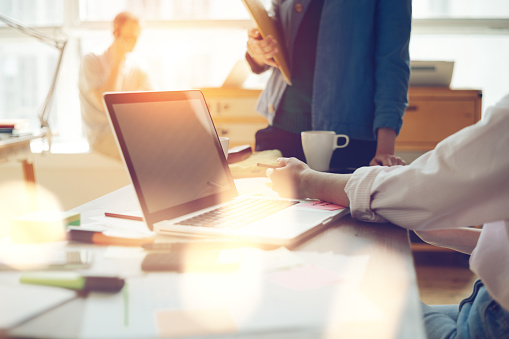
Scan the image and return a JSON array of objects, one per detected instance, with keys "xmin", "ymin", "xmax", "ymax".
[
  {"xmin": 396, "ymin": 88, "xmax": 482, "ymax": 151},
  {"xmin": 214, "ymin": 122, "xmax": 268, "ymax": 148},
  {"xmin": 397, "ymin": 99, "xmax": 477, "ymax": 149},
  {"xmin": 206, "ymin": 97, "xmax": 259, "ymax": 118}
]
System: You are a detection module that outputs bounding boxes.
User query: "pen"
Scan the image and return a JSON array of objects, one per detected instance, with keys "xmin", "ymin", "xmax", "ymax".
[
  {"xmin": 67, "ymin": 228, "xmax": 155, "ymax": 247},
  {"xmin": 256, "ymin": 163, "xmax": 284, "ymax": 169},
  {"xmin": 20, "ymin": 272, "xmax": 125, "ymax": 293}
]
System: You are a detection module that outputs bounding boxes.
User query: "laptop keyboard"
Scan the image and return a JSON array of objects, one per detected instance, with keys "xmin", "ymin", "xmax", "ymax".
[{"xmin": 176, "ymin": 197, "xmax": 298, "ymax": 229}]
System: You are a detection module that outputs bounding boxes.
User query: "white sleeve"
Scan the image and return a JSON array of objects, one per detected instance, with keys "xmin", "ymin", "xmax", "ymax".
[
  {"xmin": 78, "ymin": 53, "xmax": 104, "ymax": 108},
  {"xmin": 346, "ymin": 94, "xmax": 509, "ymax": 230}
]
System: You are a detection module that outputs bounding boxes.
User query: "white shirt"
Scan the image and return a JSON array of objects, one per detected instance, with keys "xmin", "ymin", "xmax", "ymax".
[
  {"xmin": 345, "ymin": 93, "xmax": 509, "ymax": 311},
  {"xmin": 79, "ymin": 50, "xmax": 152, "ymax": 159}
]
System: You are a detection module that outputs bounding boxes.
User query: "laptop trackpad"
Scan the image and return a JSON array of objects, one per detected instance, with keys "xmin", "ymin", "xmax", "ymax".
[{"xmin": 237, "ymin": 208, "xmax": 335, "ymax": 238}]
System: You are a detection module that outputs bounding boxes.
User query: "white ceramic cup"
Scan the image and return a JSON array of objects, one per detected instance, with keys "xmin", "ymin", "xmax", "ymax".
[
  {"xmin": 219, "ymin": 136, "xmax": 229, "ymax": 159},
  {"xmin": 301, "ymin": 131, "xmax": 349, "ymax": 172}
]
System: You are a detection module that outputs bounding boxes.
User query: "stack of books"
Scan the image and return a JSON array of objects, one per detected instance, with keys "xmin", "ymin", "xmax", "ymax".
[{"xmin": 0, "ymin": 119, "xmax": 30, "ymax": 139}]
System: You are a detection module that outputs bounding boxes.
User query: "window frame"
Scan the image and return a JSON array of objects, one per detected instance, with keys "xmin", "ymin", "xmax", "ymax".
[{"xmin": 1, "ymin": 1, "xmax": 509, "ymax": 153}]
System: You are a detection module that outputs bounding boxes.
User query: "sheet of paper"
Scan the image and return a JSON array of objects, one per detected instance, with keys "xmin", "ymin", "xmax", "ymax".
[
  {"xmin": 86, "ymin": 217, "xmax": 154, "ymax": 237},
  {"xmin": 81, "ymin": 252, "xmax": 372, "ymax": 337},
  {"xmin": 0, "ymin": 283, "xmax": 76, "ymax": 330},
  {"xmin": 217, "ymin": 246, "xmax": 305, "ymax": 272},
  {"xmin": 155, "ymin": 308, "xmax": 237, "ymax": 338},
  {"xmin": 265, "ymin": 265, "xmax": 344, "ymax": 291}
]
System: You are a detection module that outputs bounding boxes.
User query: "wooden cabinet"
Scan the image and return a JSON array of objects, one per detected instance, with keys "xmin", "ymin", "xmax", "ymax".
[
  {"xmin": 200, "ymin": 88, "xmax": 266, "ymax": 148},
  {"xmin": 200, "ymin": 87, "xmax": 483, "ymax": 152},
  {"xmin": 396, "ymin": 87, "xmax": 482, "ymax": 151}
]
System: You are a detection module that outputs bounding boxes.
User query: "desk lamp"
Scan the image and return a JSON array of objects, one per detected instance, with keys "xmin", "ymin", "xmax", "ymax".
[{"xmin": 0, "ymin": 13, "xmax": 67, "ymax": 151}]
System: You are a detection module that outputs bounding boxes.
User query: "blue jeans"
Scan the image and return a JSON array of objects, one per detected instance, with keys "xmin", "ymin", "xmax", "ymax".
[{"xmin": 421, "ymin": 280, "xmax": 509, "ymax": 338}]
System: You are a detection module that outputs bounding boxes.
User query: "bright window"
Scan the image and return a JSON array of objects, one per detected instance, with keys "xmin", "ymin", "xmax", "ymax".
[{"xmin": 0, "ymin": 0, "xmax": 508, "ymax": 153}]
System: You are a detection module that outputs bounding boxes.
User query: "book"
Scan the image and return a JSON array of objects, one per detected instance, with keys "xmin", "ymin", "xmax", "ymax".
[
  {"xmin": 0, "ymin": 119, "xmax": 29, "ymax": 130},
  {"xmin": 0, "ymin": 119, "xmax": 29, "ymax": 134},
  {"xmin": 241, "ymin": 0, "xmax": 292, "ymax": 85}
]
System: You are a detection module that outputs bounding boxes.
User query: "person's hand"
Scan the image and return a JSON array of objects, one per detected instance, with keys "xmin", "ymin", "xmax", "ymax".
[
  {"xmin": 369, "ymin": 153, "xmax": 406, "ymax": 166},
  {"xmin": 246, "ymin": 28, "xmax": 279, "ymax": 68},
  {"xmin": 266, "ymin": 157, "xmax": 312, "ymax": 199},
  {"xmin": 110, "ymin": 37, "xmax": 132, "ymax": 66}
]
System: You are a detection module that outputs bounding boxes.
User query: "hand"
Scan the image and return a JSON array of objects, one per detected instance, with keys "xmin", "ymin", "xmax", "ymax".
[
  {"xmin": 246, "ymin": 28, "xmax": 279, "ymax": 68},
  {"xmin": 369, "ymin": 153, "xmax": 406, "ymax": 166},
  {"xmin": 110, "ymin": 38, "xmax": 132, "ymax": 66},
  {"xmin": 266, "ymin": 158, "xmax": 312, "ymax": 199}
]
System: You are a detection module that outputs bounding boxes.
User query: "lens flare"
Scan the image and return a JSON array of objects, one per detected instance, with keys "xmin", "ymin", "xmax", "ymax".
[{"xmin": 0, "ymin": 180, "xmax": 65, "ymax": 269}]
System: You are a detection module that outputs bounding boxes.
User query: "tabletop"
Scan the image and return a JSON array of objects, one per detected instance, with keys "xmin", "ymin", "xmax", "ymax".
[{"xmin": 4, "ymin": 178, "xmax": 426, "ymax": 339}]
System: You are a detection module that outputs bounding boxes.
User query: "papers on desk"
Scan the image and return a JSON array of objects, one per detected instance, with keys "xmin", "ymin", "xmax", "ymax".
[
  {"xmin": 0, "ymin": 282, "xmax": 76, "ymax": 332},
  {"xmin": 80, "ymin": 248, "xmax": 372, "ymax": 338}
]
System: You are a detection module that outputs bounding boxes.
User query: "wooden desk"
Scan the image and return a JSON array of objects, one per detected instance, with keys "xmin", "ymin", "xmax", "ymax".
[
  {"xmin": 200, "ymin": 87, "xmax": 483, "ymax": 153},
  {"xmin": 0, "ymin": 133, "xmax": 42, "ymax": 187},
  {"xmin": 5, "ymin": 179, "xmax": 425, "ymax": 339}
]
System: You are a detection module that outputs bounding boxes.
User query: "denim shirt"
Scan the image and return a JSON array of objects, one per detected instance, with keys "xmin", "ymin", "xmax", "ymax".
[{"xmin": 248, "ymin": 0, "xmax": 411, "ymax": 140}]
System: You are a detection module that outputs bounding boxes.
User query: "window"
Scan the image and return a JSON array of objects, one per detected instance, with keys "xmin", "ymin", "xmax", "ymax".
[
  {"xmin": 0, "ymin": 0, "xmax": 508, "ymax": 153},
  {"xmin": 413, "ymin": 0, "xmax": 509, "ymax": 18}
]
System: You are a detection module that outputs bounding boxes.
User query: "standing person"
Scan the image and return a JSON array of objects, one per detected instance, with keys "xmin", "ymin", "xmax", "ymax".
[
  {"xmin": 246, "ymin": 0, "xmax": 411, "ymax": 172},
  {"xmin": 79, "ymin": 11, "xmax": 152, "ymax": 160},
  {"xmin": 265, "ymin": 92, "xmax": 509, "ymax": 338}
]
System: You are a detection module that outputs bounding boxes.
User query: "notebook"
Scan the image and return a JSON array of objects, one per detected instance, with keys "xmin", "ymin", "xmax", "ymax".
[{"xmin": 103, "ymin": 90, "xmax": 348, "ymax": 247}]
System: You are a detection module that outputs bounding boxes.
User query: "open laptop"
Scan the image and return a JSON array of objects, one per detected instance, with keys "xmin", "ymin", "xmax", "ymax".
[
  {"xmin": 221, "ymin": 59, "xmax": 250, "ymax": 88},
  {"xmin": 103, "ymin": 90, "xmax": 349, "ymax": 247},
  {"xmin": 409, "ymin": 60, "xmax": 454, "ymax": 87}
]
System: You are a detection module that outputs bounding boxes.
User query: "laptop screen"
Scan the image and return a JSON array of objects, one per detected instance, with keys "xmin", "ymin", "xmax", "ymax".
[{"xmin": 103, "ymin": 90, "xmax": 237, "ymax": 229}]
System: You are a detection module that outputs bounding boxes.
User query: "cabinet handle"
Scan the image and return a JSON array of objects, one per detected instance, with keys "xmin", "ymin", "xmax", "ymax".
[
  {"xmin": 219, "ymin": 129, "xmax": 229, "ymax": 135},
  {"xmin": 406, "ymin": 105, "xmax": 418, "ymax": 112}
]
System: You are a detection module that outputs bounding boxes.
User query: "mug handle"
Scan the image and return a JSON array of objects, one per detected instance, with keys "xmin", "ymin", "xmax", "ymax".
[{"xmin": 333, "ymin": 134, "xmax": 349, "ymax": 149}]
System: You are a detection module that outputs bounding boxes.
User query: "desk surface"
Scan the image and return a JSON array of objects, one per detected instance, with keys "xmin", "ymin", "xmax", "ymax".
[{"xmin": 5, "ymin": 178, "xmax": 425, "ymax": 339}]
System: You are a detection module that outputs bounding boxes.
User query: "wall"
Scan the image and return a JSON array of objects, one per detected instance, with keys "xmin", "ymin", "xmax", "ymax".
[{"xmin": 0, "ymin": 152, "xmax": 130, "ymax": 211}]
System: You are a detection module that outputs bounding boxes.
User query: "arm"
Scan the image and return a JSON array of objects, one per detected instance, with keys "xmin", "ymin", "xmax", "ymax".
[
  {"xmin": 370, "ymin": 127, "xmax": 405, "ymax": 166},
  {"xmin": 347, "ymin": 100, "xmax": 509, "ymax": 230},
  {"xmin": 267, "ymin": 158, "xmax": 352, "ymax": 207},
  {"xmin": 245, "ymin": 29, "xmax": 279, "ymax": 73},
  {"xmin": 268, "ymin": 95, "xmax": 509, "ymax": 232},
  {"xmin": 414, "ymin": 228, "xmax": 481, "ymax": 254},
  {"xmin": 371, "ymin": 0, "xmax": 412, "ymax": 166},
  {"xmin": 245, "ymin": 0, "xmax": 280, "ymax": 73}
]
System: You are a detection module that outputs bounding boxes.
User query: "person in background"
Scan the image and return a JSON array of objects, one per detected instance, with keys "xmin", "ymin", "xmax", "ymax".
[
  {"xmin": 246, "ymin": 0, "xmax": 411, "ymax": 172},
  {"xmin": 79, "ymin": 11, "xmax": 152, "ymax": 160},
  {"xmin": 265, "ymin": 93, "xmax": 509, "ymax": 338}
]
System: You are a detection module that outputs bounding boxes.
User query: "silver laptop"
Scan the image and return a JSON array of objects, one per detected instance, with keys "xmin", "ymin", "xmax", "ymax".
[
  {"xmin": 409, "ymin": 60, "xmax": 454, "ymax": 87},
  {"xmin": 221, "ymin": 59, "xmax": 250, "ymax": 88},
  {"xmin": 103, "ymin": 90, "xmax": 349, "ymax": 247}
]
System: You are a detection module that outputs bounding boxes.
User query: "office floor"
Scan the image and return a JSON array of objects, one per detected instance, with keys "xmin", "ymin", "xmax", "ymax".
[{"xmin": 413, "ymin": 251, "xmax": 477, "ymax": 305}]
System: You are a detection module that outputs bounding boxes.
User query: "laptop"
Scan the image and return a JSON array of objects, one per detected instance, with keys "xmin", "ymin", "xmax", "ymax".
[
  {"xmin": 221, "ymin": 60, "xmax": 250, "ymax": 88},
  {"xmin": 103, "ymin": 90, "xmax": 349, "ymax": 247},
  {"xmin": 409, "ymin": 60, "xmax": 454, "ymax": 87}
]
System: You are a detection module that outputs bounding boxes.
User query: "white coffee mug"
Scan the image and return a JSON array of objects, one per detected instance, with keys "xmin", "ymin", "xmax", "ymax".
[
  {"xmin": 219, "ymin": 136, "xmax": 229, "ymax": 159},
  {"xmin": 301, "ymin": 131, "xmax": 349, "ymax": 172}
]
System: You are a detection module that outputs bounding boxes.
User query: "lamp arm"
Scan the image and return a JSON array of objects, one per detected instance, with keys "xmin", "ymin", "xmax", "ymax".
[
  {"xmin": 39, "ymin": 40, "xmax": 67, "ymax": 128},
  {"xmin": 0, "ymin": 13, "xmax": 67, "ymax": 151},
  {"xmin": 0, "ymin": 13, "xmax": 66, "ymax": 49}
]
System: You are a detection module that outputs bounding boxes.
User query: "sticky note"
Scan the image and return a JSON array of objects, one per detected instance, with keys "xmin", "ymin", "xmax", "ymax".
[
  {"xmin": 155, "ymin": 309, "xmax": 237, "ymax": 338},
  {"xmin": 265, "ymin": 265, "xmax": 344, "ymax": 291},
  {"xmin": 9, "ymin": 210, "xmax": 79, "ymax": 243}
]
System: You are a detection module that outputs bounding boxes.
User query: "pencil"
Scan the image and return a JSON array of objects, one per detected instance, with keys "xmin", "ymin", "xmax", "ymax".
[{"xmin": 256, "ymin": 163, "xmax": 283, "ymax": 169}]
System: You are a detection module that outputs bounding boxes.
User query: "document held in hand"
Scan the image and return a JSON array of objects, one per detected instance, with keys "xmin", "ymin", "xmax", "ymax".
[{"xmin": 241, "ymin": 0, "xmax": 292, "ymax": 85}]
